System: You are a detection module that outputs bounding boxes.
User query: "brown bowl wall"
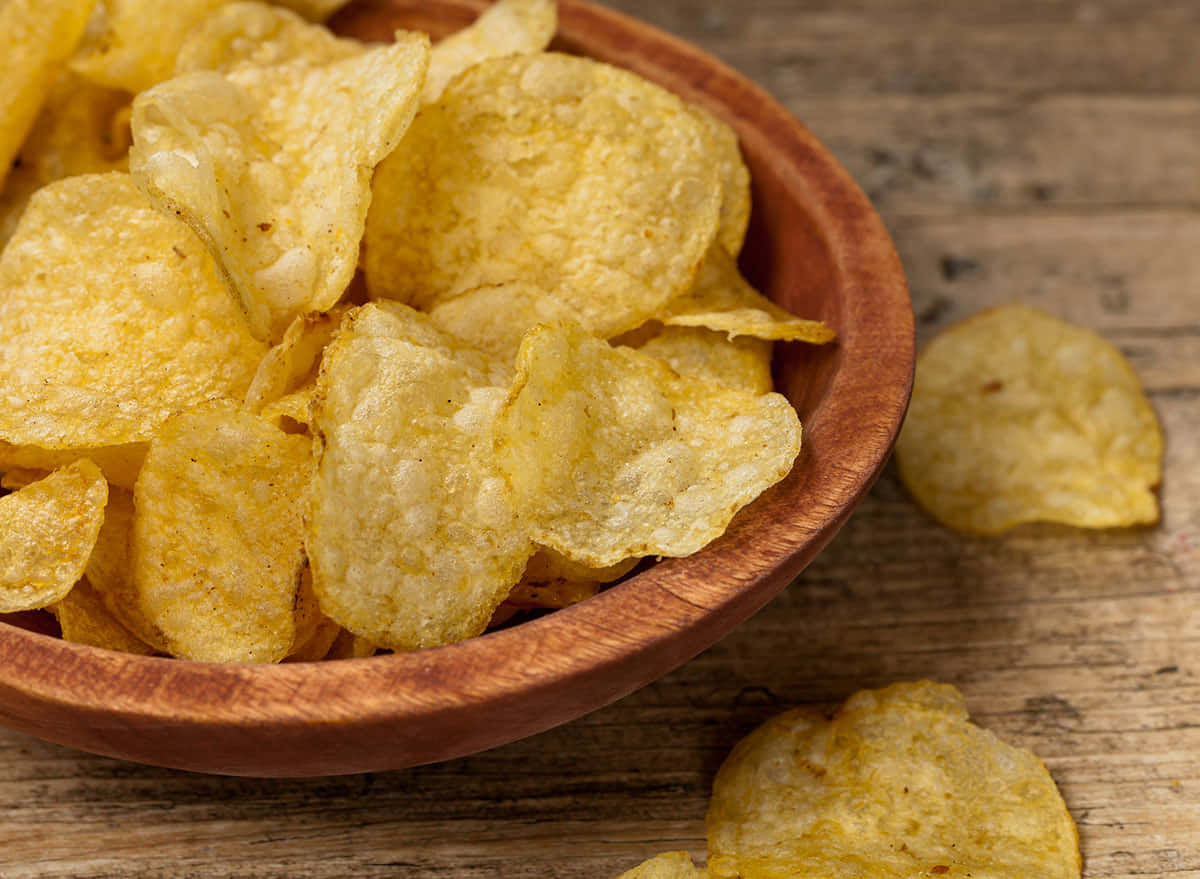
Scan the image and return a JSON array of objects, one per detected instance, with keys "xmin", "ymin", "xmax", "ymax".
[{"xmin": 0, "ymin": 0, "xmax": 913, "ymax": 776}]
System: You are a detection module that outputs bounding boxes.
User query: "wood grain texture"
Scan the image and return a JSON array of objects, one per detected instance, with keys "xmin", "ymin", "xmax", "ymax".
[{"xmin": 0, "ymin": 0, "xmax": 1196, "ymax": 876}]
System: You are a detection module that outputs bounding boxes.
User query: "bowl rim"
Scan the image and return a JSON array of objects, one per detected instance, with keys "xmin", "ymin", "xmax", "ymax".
[{"xmin": 0, "ymin": 0, "xmax": 913, "ymax": 776}]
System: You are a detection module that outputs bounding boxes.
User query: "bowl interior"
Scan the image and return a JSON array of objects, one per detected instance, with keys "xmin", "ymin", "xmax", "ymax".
[{"xmin": 0, "ymin": 0, "xmax": 912, "ymax": 776}]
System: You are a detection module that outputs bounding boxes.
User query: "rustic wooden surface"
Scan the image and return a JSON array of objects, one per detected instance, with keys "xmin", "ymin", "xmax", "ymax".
[{"xmin": 1, "ymin": 0, "xmax": 1197, "ymax": 875}]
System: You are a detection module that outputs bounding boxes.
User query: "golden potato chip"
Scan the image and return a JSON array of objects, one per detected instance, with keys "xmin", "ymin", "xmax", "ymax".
[
  {"xmin": 0, "ymin": 0, "xmax": 96, "ymax": 191},
  {"xmin": 896, "ymin": 304, "xmax": 1163, "ymax": 534},
  {"xmin": 504, "ymin": 579, "xmax": 601, "ymax": 610},
  {"xmin": 619, "ymin": 852, "xmax": 708, "ymax": 879},
  {"xmin": 0, "ymin": 459, "xmax": 107, "ymax": 613},
  {"xmin": 131, "ymin": 29, "xmax": 430, "ymax": 341},
  {"xmin": 83, "ymin": 486, "xmax": 169, "ymax": 652},
  {"xmin": 0, "ymin": 468, "xmax": 46, "ymax": 491},
  {"xmin": 428, "ymin": 281, "xmax": 583, "ymax": 371},
  {"xmin": 50, "ymin": 579, "xmax": 156, "ymax": 655},
  {"xmin": 323, "ymin": 627, "xmax": 379, "ymax": 660},
  {"xmin": 706, "ymin": 681, "xmax": 1081, "ymax": 879},
  {"xmin": 365, "ymin": 52, "xmax": 722, "ymax": 338},
  {"xmin": 509, "ymin": 548, "xmax": 636, "ymax": 608},
  {"xmin": 0, "ymin": 441, "xmax": 146, "ymax": 491},
  {"xmin": 0, "ymin": 173, "xmax": 266, "ymax": 452},
  {"xmin": 690, "ymin": 106, "xmax": 751, "ymax": 258},
  {"xmin": 131, "ymin": 401, "xmax": 312, "ymax": 663},
  {"xmin": 284, "ymin": 614, "xmax": 341, "ymax": 662},
  {"xmin": 70, "ymin": 0, "xmax": 354, "ymax": 93},
  {"xmin": 308, "ymin": 302, "xmax": 533, "ymax": 651},
  {"xmin": 174, "ymin": 2, "xmax": 365, "ymax": 74},
  {"xmin": 244, "ymin": 309, "xmax": 344, "ymax": 416},
  {"xmin": 0, "ymin": 71, "xmax": 131, "ymax": 247},
  {"xmin": 660, "ymin": 245, "xmax": 835, "ymax": 344},
  {"xmin": 494, "ymin": 321, "xmax": 801, "ymax": 566},
  {"xmin": 422, "ymin": 0, "xmax": 557, "ymax": 103},
  {"xmin": 614, "ymin": 323, "xmax": 774, "ymax": 395}
]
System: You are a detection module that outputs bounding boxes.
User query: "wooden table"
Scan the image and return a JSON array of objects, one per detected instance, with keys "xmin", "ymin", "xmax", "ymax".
[{"xmin": 3, "ymin": 1, "xmax": 1198, "ymax": 875}]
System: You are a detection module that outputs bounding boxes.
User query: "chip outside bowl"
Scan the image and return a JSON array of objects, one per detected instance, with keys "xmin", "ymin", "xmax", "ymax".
[{"xmin": 0, "ymin": 0, "xmax": 913, "ymax": 776}]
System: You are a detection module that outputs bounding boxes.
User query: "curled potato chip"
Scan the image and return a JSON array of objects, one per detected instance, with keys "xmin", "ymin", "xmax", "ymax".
[
  {"xmin": 423, "ymin": 0, "xmax": 557, "ymax": 103},
  {"xmin": 706, "ymin": 681, "xmax": 1081, "ymax": 879},
  {"xmin": 615, "ymin": 323, "xmax": 775, "ymax": 396},
  {"xmin": 0, "ymin": 441, "xmax": 146, "ymax": 491},
  {"xmin": 660, "ymin": 245, "xmax": 835, "ymax": 344},
  {"xmin": 618, "ymin": 852, "xmax": 708, "ymax": 879},
  {"xmin": 0, "ymin": 459, "xmax": 107, "ymax": 613},
  {"xmin": 131, "ymin": 401, "xmax": 312, "ymax": 663},
  {"xmin": 70, "ymin": 0, "xmax": 354, "ymax": 93},
  {"xmin": 366, "ymin": 52, "xmax": 722, "ymax": 338},
  {"xmin": 896, "ymin": 304, "xmax": 1163, "ymax": 534},
  {"xmin": 131, "ymin": 28, "xmax": 430, "ymax": 341},
  {"xmin": 0, "ymin": 0, "xmax": 96, "ymax": 191},
  {"xmin": 0, "ymin": 71, "xmax": 131, "ymax": 246},
  {"xmin": 244, "ymin": 308, "xmax": 344, "ymax": 420},
  {"xmin": 309, "ymin": 303, "xmax": 532, "ymax": 651},
  {"xmin": 50, "ymin": 579, "xmax": 156, "ymax": 655},
  {"xmin": 0, "ymin": 173, "xmax": 266, "ymax": 452},
  {"xmin": 506, "ymin": 549, "xmax": 637, "ymax": 610},
  {"xmin": 690, "ymin": 106, "xmax": 751, "ymax": 258},
  {"xmin": 495, "ymin": 321, "xmax": 801, "ymax": 566}
]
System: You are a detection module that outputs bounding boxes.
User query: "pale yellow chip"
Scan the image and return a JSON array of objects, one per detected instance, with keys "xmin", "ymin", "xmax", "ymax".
[
  {"xmin": 308, "ymin": 302, "xmax": 533, "ymax": 651},
  {"xmin": 50, "ymin": 579, "xmax": 156, "ymax": 655},
  {"xmin": 690, "ymin": 106, "xmax": 751, "ymax": 257},
  {"xmin": 615, "ymin": 323, "xmax": 775, "ymax": 396},
  {"xmin": 427, "ymin": 281, "xmax": 584, "ymax": 373},
  {"xmin": 506, "ymin": 548, "xmax": 637, "ymax": 610},
  {"xmin": 130, "ymin": 401, "xmax": 312, "ymax": 663},
  {"xmin": 0, "ymin": 459, "xmax": 107, "ymax": 613},
  {"xmin": 84, "ymin": 487, "xmax": 170, "ymax": 652},
  {"xmin": 618, "ymin": 852, "xmax": 709, "ymax": 879},
  {"xmin": 244, "ymin": 308, "xmax": 344, "ymax": 417},
  {"xmin": 365, "ymin": 51, "xmax": 722, "ymax": 338},
  {"xmin": 0, "ymin": 0, "xmax": 96, "ymax": 192},
  {"xmin": 174, "ymin": 2, "xmax": 366, "ymax": 74},
  {"xmin": 494, "ymin": 321, "xmax": 801, "ymax": 567},
  {"xmin": 660, "ymin": 245, "xmax": 835, "ymax": 344},
  {"xmin": 896, "ymin": 304, "xmax": 1163, "ymax": 534},
  {"xmin": 0, "ymin": 441, "xmax": 146, "ymax": 491},
  {"xmin": 0, "ymin": 71, "xmax": 131, "ymax": 247},
  {"xmin": 0, "ymin": 173, "xmax": 267, "ymax": 452},
  {"xmin": 706, "ymin": 681, "xmax": 1081, "ymax": 879},
  {"xmin": 70, "ymin": 0, "xmax": 354, "ymax": 93},
  {"xmin": 131, "ymin": 29, "xmax": 430, "ymax": 341},
  {"xmin": 423, "ymin": 0, "xmax": 557, "ymax": 103}
]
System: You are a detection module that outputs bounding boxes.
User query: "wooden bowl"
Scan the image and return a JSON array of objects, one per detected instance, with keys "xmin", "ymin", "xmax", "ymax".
[{"xmin": 0, "ymin": 0, "xmax": 913, "ymax": 776}]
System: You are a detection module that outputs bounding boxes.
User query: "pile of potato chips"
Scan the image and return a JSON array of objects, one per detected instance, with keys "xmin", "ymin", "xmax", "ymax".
[
  {"xmin": 618, "ymin": 681, "xmax": 1082, "ymax": 879},
  {"xmin": 0, "ymin": 0, "xmax": 834, "ymax": 661}
]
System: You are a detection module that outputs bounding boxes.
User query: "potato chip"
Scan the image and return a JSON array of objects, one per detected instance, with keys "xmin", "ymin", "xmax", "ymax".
[
  {"xmin": 244, "ymin": 309, "xmax": 344, "ymax": 417},
  {"xmin": 428, "ymin": 281, "xmax": 583, "ymax": 371},
  {"xmin": 494, "ymin": 321, "xmax": 801, "ymax": 566},
  {"xmin": 323, "ymin": 627, "xmax": 379, "ymax": 660},
  {"xmin": 80, "ymin": 487, "xmax": 164, "ymax": 651},
  {"xmin": 308, "ymin": 302, "xmax": 533, "ymax": 651},
  {"xmin": 130, "ymin": 401, "xmax": 312, "ymax": 663},
  {"xmin": 422, "ymin": 0, "xmax": 556, "ymax": 103},
  {"xmin": 690, "ymin": 106, "xmax": 751, "ymax": 258},
  {"xmin": 0, "ymin": 459, "xmax": 107, "ymax": 613},
  {"xmin": 614, "ymin": 324, "xmax": 775, "ymax": 396},
  {"xmin": 619, "ymin": 852, "xmax": 708, "ymax": 879},
  {"xmin": 0, "ymin": 441, "xmax": 146, "ymax": 490},
  {"xmin": 50, "ymin": 579, "xmax": 156, "ymax": 655},
  {"xmin": 0, "ymin": 173, "xmax": 266, "ymax": 452},
  {"xmin": 660, "ymin": 245, "xmax": 835, "ymax": 344},
  {"xmin": 284, "ymin": 613, "xmax": 341, "ymax": 662},
  {"xmin": 0, "ymin": 468, "xmax": 46, "ymax": 492},
  {"xmin": 706, "ymin": 681, "xmax": 1081, "ymax": 879},
  {"xmin": 174, "ymin": 2, "xmax": 366, "ymax": 74},
  {"xmin": 365, "ymin": 52, "xmax": 722, "ymax": 338},
  {"xmin": 70, "ymin": 0, "xmax": 354, "ymax": 93},
  {"xmin": 0, "ymin": 0, "xmax": 96, "ymax": 191},
  {"xmin": 0, "ymin": 71, "xmax": 131, "ymax": 247},
  {"xmin": 131, "ymin": 29, "xmax": 430, "ymax": 341},
  {"xmin": 896, "ymin": 304, "xmax": 1163, "ymax": 534}
]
